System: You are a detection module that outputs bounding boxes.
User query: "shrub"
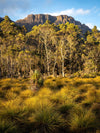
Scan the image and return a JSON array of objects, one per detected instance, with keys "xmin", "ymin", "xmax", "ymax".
[
  {"xmin": 82, "ymin": 72, "xmax": 97, "ymax": 78},
  {"xmin": 31, "ymin": 70, "xmax": 43, "ymax": 86}
]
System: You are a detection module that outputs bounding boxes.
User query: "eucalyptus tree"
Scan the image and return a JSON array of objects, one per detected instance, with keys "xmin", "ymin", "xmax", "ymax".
[
  {"xmin": 66, "ymin": 23, "xmax": 82, "ymax": 73},
  {"xmin": 39, "ymin": 20, "xmax": 56, "ymax": 75}
]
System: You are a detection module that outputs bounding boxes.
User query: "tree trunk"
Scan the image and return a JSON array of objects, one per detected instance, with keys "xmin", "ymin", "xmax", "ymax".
[
  {"xmin": 44, "ymin": 39, "xmax": 50, "ymax": 76},
  {"xmin": 61, "ymin": 44, "xmax": 65, "ymax": 77}
]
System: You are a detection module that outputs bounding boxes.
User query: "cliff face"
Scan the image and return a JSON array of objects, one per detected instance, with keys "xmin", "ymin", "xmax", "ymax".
[{"xmin": 16, "ymin": 14, "xmax": 90, "ymax": 33}]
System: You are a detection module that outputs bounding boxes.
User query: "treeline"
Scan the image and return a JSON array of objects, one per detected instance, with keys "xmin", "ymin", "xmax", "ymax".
[{"xmin": 0, "ymin": 16, "xmax": 100, "ymax": 78}]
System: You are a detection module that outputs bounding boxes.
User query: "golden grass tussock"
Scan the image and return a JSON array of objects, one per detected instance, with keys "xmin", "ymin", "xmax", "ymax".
[
  {"xmin": 0, "ymin": 98, "xmax": 24, "ymax": 119},
  {"xmin": 37, "ymin": 87, "xmax": 53, "ymax": 98},
  {"xmin": 24, "ymin": 95, "xmax": 53, "ymax": 113},
  {"xmin": 44, "ymin": 77, "xmax": 65, "ymax": 90},
  {"xmin": 0, "ymin": 76, "xmax": 100, "ymax": 133},
  {"xmin": 20, "ymin": 89, "xmax": 34, "ymax": 98},
  {"xmin": 78, "ymin": 84, "xmax": 96, "ymax": 93},
  {"xmin": 10, "ymin": 87, "xmax": 21, "ymax": 94},
  {"xmin": 69, "ymin": 106, "xmax": 97, "ymax": 132},
  {"xmin": 5, "ymin": 91, "xmax": 18, "ymax": 100},
  {"xmin": 24, "ymin": 97, "xmax": 39, "ymax": 111},
  {"xmin": 28, "ymin": 105, "xmax": 65, "ymax": 133},
  {"xmin": 50, "ymin": 87, "xmax": 75, "ymax": 104},
  {"xmin": 0, "ymin": 118, "xmax": 18, "ymax": 133}
]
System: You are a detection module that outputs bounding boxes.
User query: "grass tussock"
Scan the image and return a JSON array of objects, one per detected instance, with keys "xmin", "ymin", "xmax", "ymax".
[
  {"xmin": 69, "ymin": 106, "xmax": 96, "ymax": 132},
  {"xmin": 28, "ymin": 105, "xmax": 65, "ymax": 133},
  {"xmin": 0, "ymin": 77, "xmax": 100, "ymax": 133},
  {"xmin": 0, "ymin": 119, "xmax": 18, "ymax": 133}
]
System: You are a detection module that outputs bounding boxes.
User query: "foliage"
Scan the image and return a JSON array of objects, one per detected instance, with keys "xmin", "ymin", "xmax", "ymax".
[
  {"xmin": 0, "ymin": 16, "xmax": 100, "ymax": 78},
  {"xmin": 31, "ymin": 70, "xmax": 43, "ymax": 86}
]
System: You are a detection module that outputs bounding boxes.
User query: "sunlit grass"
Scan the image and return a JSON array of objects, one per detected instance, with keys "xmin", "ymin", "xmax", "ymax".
[
  {"xmin": 20, "ymin": 89, "xmax": 34, "ymax": 99},
  {"xmin": 0, "ymin": 98, "xmax": 27, "ymax": 121},
  {"xmin": 37, "ymin": 87, "xmax": 53, "ymax": 99},
  {"xmin": 69, "ymin": 106, "xmax": 97, "ymax": 132},
  {"xmin": 0, "ymin": 76, "xmax": 100, "ymax": 132},
  {"xmin": 5, "ymin": 91, "xmax": 18, "ymax": 100},
  {"xmin": 28, "ymin": 105, "xmax": 65, "ymax": 133}
]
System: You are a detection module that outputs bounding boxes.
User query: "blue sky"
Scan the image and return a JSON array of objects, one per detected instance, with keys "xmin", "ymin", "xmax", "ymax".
[{"xmin": 0, "ymin": 0, "xmax": 100, "ymax": 30}]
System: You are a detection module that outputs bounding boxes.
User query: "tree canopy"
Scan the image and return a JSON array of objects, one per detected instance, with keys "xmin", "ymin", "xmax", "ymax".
[{"xmin": 0, "ymin": 16, "xmax": 100, "ymax": 78}]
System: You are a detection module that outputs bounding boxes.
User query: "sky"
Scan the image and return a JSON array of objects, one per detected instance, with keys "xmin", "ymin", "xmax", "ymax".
[{"xmin": 0, "ymin": 0, "xmax": 100, "ymax": 30}]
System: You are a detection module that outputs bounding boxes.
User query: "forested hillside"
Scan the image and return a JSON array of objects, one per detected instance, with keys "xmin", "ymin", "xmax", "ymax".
[{"xmin": 0, "ymin": 16, "xmax": 100, "ymax": 78}]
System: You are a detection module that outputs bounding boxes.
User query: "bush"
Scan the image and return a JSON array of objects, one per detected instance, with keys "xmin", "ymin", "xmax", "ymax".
[{"xmin": 82, "ymin": 72, "xmax": 97, "ymax": 78}]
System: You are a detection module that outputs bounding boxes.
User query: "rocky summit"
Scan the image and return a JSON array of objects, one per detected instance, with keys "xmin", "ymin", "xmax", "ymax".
[{"xmin": 16, "ymin": 14, "xmax": 91, "ymax": 33}]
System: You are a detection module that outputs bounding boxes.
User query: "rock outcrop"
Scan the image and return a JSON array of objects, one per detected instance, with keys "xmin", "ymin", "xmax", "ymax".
[{"xmin": 16, "ymin": 14, "xmax": 91, "ymax": 33}]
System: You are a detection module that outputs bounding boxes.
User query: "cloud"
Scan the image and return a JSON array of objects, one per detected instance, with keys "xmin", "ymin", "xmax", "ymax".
[
  {"xmin": 0, "ymin": 0, "xmax": 31, "ymax": 19},
  {"xmin": 86, "ymin": 23, "xmax": 100, "ymax": 30},
  {"xmin": 45, "ymin": 8, "xmax": 90, "ymax": 16},
  {"xmin": 86, "ymin": 23, "xmax": 94, "ymax": 29}
]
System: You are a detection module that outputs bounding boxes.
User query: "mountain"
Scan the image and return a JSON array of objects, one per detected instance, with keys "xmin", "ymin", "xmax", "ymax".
[
  {"xmin": 0, "ymin": 17, "xmax": 4, "ymax": 23},
  {"xmin": 16, "ymin": 14, "xmax": 91, "ymax": 33}
]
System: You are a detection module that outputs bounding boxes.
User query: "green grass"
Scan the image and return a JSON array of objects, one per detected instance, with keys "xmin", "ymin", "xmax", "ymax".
[{"xmin": 0, "ymin": 77, "xmax": 100, "ymax": 133}]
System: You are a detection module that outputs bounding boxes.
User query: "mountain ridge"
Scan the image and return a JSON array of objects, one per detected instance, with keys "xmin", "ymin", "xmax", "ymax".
[
  {"xmin": 16, "ymin": 14, "xmax": 91, "ymax": 33},
  {"xmin": 0, "ymin": 17, "xmax": 4, "ymax": 23},
  {"xmin": 0, "ymin": 15, "xmax": 91, "ymax": 33}
]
